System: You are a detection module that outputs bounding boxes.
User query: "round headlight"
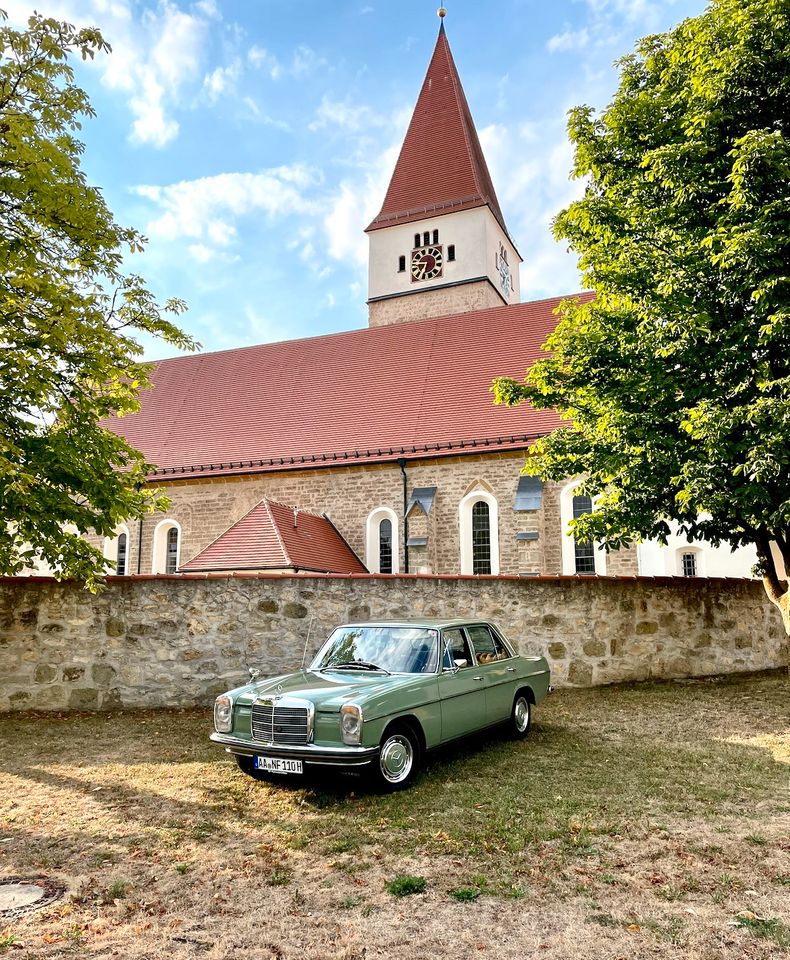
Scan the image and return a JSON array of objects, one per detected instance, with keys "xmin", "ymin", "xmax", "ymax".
[
  {"xmin": 340, "ymin": 703, "xmax": 363, "ymax": 745},
  {"xmin": 214, "ymin": 695, "xmax": 234, "ymax": 733}
]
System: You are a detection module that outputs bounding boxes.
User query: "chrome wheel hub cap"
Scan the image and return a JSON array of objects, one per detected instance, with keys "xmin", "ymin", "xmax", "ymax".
[
  {"xmin": 380, "ymin": 735, "xmax": 413, "ymax": 783},
  {"xmin": 515, "ymin": 698, "xmax": 529, "ymax": 732}
]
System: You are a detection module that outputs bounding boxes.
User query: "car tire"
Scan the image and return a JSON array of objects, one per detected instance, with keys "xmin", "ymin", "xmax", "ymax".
[
  {"xmin": 371, "ymin": 723, "xmax": 420, "ymax": 792},
  {"xmin": 508, "ymin": 692, "xmax": 532, "ymax": 740}
]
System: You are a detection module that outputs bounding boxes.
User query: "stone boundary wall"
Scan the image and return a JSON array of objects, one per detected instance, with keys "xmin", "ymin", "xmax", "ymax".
[{"xmin": 0, "ymin": 574, "xmax": 786, "ymax": 712}]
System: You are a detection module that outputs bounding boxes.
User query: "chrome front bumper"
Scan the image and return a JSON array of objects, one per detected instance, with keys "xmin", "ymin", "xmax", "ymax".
[{"xmin": 209, "ymin": 732, "xmax": 378, "ymax": 768}]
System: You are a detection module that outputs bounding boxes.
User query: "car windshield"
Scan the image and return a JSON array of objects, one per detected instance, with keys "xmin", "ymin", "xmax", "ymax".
[{"xmin": 311, "ymin": 626, "xmax": 439, "ymax": 675}]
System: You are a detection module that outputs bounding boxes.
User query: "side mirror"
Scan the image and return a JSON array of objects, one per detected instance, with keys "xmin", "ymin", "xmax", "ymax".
[{"xmin": 248, "ymin": 667, "xmax": 261, "ymax": 682}]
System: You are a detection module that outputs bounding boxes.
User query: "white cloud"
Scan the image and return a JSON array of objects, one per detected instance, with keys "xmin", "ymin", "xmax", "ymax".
[
  {"xmin": 135, "ymin": 165, "xmax": 323, "ymax": 249},
  {"xmin": 477, "ymin": 122, "xmax": 585, "ymax": 298},
  {"xmin": 4, "ymin": 0, "xmax": 214, "ymax": 148},
  {"xmin": 309, "ymin": 97, "xmax": 384, "ymax": 133},
  {"xmin": 547, "ymin": 28, "xmax": 590, "ymax": 53},
  {"xmin": 248, "ymin": 44, "xmax": 282, "ymax": 80},
  {"xmin": 203, "ymin": 58, "xmax": 242, "ymax": 102}
]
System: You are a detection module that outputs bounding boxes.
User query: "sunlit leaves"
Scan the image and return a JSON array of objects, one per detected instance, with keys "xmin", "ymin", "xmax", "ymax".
[
  {"xmin": 0, "ymin": 11, "xmax": 197, "ymax": 589},
  {"xmin": 494, "ymin": 0, "xmax": 790, "ymax": 618}
]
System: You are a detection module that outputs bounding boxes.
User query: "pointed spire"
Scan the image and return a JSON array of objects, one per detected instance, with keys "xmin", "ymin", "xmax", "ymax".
[{"xmin": 366, "ymin": 22, "xmax": 509, "ymax": 237}]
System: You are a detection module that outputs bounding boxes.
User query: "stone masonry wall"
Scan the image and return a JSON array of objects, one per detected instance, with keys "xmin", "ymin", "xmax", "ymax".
[
  {"xmin": 108, "ymin": 454, "xmax": 639, "ymax": 580},
  {"xmin": 368, "ymin": 279, "xmax": 503, "ymax": 327},
  {"xmin": 1, "ymin": 574, "xmax": 785, "ymax": 713}
]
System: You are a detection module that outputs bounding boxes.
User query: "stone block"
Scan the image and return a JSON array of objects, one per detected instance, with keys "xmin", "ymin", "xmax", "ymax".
[
  {"xmin": 69, "ymin": 687, "xmax": 99, "ymax": 710},
  {"xmin": 582, "ymin": 639, "xmax": 607, "ymax": 658},
  {"xmin": 105, "ymin": 618, "xmax": 125, "ymax": 637},
  {"xmin": 567, "ymin": 660, "xmax": 594, "ymax": 687},
  {"xmin": 635, "ymin": 621, "xmax": 659, "ymax": 635},
  {"xmin": 547, "ymin": 642, "xmax": 566, "ymax": 660},
  {"xmin": 62, "ymin": 666, "xmax": 85, "ymax": 682},
  {"xmin": 34, "ymin": 664, "xmax": 58, "ymax": 683},
  {"xmin": 283, "ymin": 602, "xmax": 308, "ymax": 619},
  {"xmin": 92, "ymin": 664, "xmax": 117, "ymax": 686},
  {"xmin": 257, "ymin": 599, "xmax": 279, "ymax": 614}
]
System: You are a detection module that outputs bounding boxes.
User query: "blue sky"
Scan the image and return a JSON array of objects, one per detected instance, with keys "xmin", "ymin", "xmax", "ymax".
[{"xmin": 7, "ymin": 0, "xmax": 706, "ymax": 359}]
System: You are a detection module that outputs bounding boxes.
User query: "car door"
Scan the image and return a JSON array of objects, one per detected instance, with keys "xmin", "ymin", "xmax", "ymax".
[
  {"xmin": 437, "ymin": 628, "xmax": 487, "ymax": 742},
  {"xmin": 466, "ymin": 623, "xmax": 517, "ymax": 725}
]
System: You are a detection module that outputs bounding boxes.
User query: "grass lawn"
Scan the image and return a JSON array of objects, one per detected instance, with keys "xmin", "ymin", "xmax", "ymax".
[{"xmin": 1, "ymin": 671, "xmax": 788, "ymax": 959}]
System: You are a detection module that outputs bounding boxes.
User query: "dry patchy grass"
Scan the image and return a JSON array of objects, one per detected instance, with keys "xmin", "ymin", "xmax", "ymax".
[{"xmin": 0, "ymin": 671, "xmax": 788, "ymax": 959}]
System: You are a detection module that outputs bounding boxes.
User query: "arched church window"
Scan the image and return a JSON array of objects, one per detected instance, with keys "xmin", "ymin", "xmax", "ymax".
[
  {"xmin": 471, "ymin": 500, "xmax": 492, "ymax": 575},
  {"xmin": 152, "ymin": 519, "xmax": 182, "ymax": 574},
  {"xmin": 423, "ymin": 230, "xmax": 430, "ymax": 246},
  {"xmin": 166, "ymin": 527, "xmax": 179, "ymax": 574},
  {"xmin": 414, "ymin": 233, "xmax": 421, "ymax": 249},
  {"xmin": 379, "ymin": 518, "xmax": 393, "ymax": 574},
  {"xmin": 572, "ymin": 494, "xmax": 595, "ymax": 574},
  {"xmin": 366, "ymin": 508, "xmax": 399, "ymax": 574},
  {"xmin": 116, "ymin": 533, "xmax": 128, "ymax": 576},
  {"xmin": 447, "ymin": 244, "xmax": 456, "ymax": 262},
  {"xmin": 398, "ymin": 255, "xmax": 406, "ymax": 272},
  {"xmin": 432, "ymin": 229, "xmax": 439, "ymax": 244}
]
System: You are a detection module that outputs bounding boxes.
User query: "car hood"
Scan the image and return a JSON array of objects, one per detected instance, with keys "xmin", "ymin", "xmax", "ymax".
[{"xmin": 230, "ymin": 669, "xmax": 428, "ymax": 713}]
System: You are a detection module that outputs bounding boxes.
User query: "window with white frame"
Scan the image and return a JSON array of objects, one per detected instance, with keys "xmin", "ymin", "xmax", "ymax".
[
  {"xmin": 152, "ymin": 520, "xmax": 181, "ymax": 574},
  {"xmin": 103, "ymin": 524, "xmax": 130, "ymax": 576},
  {"xmin": 366, "ymin": 507, "xmax": 399, "ymax": 574},
  {"xmin": 560, "ymin": 481, "xmax": 606, "ymax": 576},
  {"xmin": 116, "ymin": 533, "xmax": 128, "ymax": 576},
  {"xmin": 459, "ymin": 489, "xmax": 500, "ymax": 575}
]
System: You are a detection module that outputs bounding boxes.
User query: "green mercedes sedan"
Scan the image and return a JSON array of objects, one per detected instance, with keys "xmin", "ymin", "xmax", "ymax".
[{"xmin": 210, "ymin": 619, "xmax": 551, "ymax": 790}]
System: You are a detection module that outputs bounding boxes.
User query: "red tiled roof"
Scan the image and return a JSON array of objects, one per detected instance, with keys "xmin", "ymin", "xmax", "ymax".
[
  {"xmin": 103, "ymin": 294, "xmax": 593, "ymax": 479},
  {"xmin": 366, "ymin": 23, "xmax": 509, "ymax": 237},
  {"xmin": 179, "ymin": 499, "xmax": 367, "ymax": 574}
]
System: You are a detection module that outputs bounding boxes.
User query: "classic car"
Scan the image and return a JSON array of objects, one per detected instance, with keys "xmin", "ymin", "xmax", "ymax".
[{"xmin": 210, "ymin": 618, "xmax": 551, "ymax": 790}]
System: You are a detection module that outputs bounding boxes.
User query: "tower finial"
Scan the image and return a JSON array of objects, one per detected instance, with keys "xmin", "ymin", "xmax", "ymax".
[{"xmin": 437, "ymin": 7, "xmax": 447, "ymax": 20}]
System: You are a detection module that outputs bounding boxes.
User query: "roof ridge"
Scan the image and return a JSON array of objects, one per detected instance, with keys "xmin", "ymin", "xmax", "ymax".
[
  {"xmin": 262, "ymin": 498, "xmax": 292, "ymax": 568},
  {"xmin": 179, "ymin": 498, "xmax": 265, "ymax": 568},
  {"xmin": 141, "ymin": 293, "xmax": 593, "ymax": 367}
]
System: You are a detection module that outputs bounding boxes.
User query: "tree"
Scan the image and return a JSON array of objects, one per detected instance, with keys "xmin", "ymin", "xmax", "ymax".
[
  {"xmin": 0, "ymin": 11, "xmax": 196, "ymax": 589},
  {"xmin": 493, "ymin": 0, "xmax": 790, "ymax": 632}
]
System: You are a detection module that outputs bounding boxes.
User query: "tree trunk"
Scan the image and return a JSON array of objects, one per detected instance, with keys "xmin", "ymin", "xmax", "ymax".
[{"xmin": 755, "ymin": 534, "xmax": 790, "ymax": 636}]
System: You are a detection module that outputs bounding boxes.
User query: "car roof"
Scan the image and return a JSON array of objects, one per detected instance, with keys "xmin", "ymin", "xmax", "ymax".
[{"xmin": 338, "ymin": 619, "xmax": 493, "ymax": 630}]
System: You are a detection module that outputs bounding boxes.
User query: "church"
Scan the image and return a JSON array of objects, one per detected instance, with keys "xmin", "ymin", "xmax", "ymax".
[{"xmin": 99, "ymin": 17, "xmax": 756, "ymax": 583}]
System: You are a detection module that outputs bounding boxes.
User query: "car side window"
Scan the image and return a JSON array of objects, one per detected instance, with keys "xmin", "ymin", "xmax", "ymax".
[
  {"xmin": 443, "ymin": 628, "xmax": 474, "ymax": 669},
  {"xmin": 467, "ymin": 625, "xmax": 510, "ymax": 664}
]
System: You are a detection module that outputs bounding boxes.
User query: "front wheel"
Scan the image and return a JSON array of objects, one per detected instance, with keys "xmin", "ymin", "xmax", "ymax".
[
  {"xmin": 508, "ymin": 692, "xmax": 532, "ymax": 740},
  {"xmin": 371, "ymin": 724, "xmax": 420, "ymax": 791}
]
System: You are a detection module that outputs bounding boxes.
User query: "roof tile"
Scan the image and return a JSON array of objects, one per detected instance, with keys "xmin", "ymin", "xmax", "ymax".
[
  {"xmin": 366, "ymin": 24, "xmax": 509, "ymax": 236},
  {"xmin": 179, "ymin": 499, "xmax": 367, "ymax": 574}
]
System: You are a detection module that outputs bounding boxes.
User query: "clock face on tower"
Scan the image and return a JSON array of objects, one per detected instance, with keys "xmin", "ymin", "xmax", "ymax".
[{"xmin": 411, "ymin": 245, "xmax": 443, "ymax": 282}]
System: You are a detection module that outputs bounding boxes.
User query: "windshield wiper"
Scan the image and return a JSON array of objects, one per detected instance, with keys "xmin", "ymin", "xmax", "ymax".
[{"xmin": 326, "ymin": 660, "xmax": 391, "ymax": 675}]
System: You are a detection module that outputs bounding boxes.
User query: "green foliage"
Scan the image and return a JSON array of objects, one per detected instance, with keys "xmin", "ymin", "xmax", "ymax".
[
  {"xmin": 386, "ymin": 874, "xmax": 426, "ymax": 897},
  {"xmin": 0, "ymin": 11, "xmax": 196, "ymax": 588},
  {"xmin": 493, "ymin": 0, "xmax": 790, "ymax": 624},
  {"xmin": 450, "ymin": 886, "xmax": 481, "ymax": 902},
  {"xmin": 734, "ymin": 915, "xmax": 790, "ymax": 947}
]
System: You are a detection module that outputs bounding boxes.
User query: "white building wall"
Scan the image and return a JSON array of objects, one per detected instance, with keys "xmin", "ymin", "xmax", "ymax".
[
  {"xmin": 637, "ymin": 522, "xmax": 758, "ymax": 579},
  {"xmin": 367, "ymin": 206, "xmax": 520, "ymax": 305}
]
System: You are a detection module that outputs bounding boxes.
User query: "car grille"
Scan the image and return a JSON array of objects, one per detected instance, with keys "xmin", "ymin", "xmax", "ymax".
[{"xmin": 251, "ymin": 701, "xmax": 310, "ymax": 744}]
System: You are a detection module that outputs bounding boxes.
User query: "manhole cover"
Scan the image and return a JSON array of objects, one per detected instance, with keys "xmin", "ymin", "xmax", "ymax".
[{"xmin": 0, "ymin": 877, "xmax": 64, "ymax": 918}]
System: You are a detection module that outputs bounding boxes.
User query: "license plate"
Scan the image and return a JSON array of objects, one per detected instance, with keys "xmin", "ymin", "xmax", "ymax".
[{"xmin": 253, "ymin": 756, "xmax": 303, "ymax": 775}]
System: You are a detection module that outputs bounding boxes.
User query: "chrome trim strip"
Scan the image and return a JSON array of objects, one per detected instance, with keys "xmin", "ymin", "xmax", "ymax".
[{"xmin": 210, "ymin": 731, "xmax": 378, "ymax": 765}]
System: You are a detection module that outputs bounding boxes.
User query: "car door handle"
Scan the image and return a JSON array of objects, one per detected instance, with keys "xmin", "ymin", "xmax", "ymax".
[
  {"xmin": 472, "ymin": 676, "xmax": 484, "ymax": 681},
  {"xmin": 506, "ymin": 667, "xmax": 516, "ymax": 673}
]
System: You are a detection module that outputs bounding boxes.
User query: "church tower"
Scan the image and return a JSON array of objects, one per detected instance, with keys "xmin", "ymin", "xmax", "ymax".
[{"xmin": 366, "ymin": 14, "xmax": 521, "ymax": 328}]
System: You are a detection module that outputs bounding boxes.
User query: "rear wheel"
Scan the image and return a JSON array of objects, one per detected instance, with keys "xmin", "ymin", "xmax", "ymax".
[
  {"xmin": 371, "ymin": 724, "xmax": 420, "ymax": 791},
  {"xmin": 508, "ymin": 692, "xmax": 532, "ymax": 740}
]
